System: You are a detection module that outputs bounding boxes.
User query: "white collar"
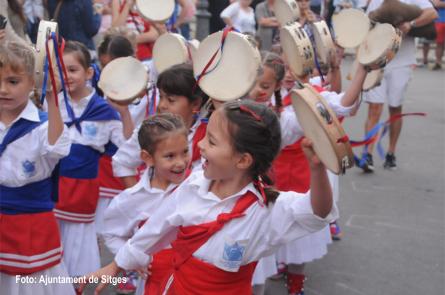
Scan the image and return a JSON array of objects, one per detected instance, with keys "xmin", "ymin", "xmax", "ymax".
[
  {"xmin": 7, "ymin": 100, "xmax": 40, "ymax": 126},
  {"xmin": 188, "ymin": 170, "xmax": 264, "ymax": 204},
  {"xmin": 128, "ymin": 168, "xmax": 178, "ymax": 195}
]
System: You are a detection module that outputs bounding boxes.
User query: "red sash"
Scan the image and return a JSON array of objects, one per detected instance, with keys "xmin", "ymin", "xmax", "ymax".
[
  {"xmin": 161, "ymin": 192, "xmax": 258, "ymax": 294},
  {"xmin": 54, "ymin": 177, "xmax": 99, "ymax": 223},
  {"xmin": 0, "ymin": 212, "xmax": 62, "ymax": 275},
  {"xmin": 144, "ymin": 249, "xmax": 175, "ymax": 295},
  {"xmin": 98, "ymin": 155, "xmax": 125, "ymax": 198}
]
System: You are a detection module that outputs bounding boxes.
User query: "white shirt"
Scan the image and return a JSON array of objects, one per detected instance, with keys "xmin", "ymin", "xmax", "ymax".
[
  {"xmin": 220, "ymin": 2, "xmax": 256, "ymax": 34},
  {"xmin": 23, "ymin": 0, "xmax": 44, "ymax": 23},
  {"xmin": 57, "ymin": 90, "xmax": 125, "ymax": 153},
  {"xmin": 127, "ymin": 87, "xmax": 160, "ymax": 128},
  {"xmin": 112, "ymin": 118, "xmax": 202, "ymax": 177},
  {"xmin": 115, "ymin": 170, "xmax": 338, "ymax": 272},
  {"xmin": 367, "ymin": 0, "xmax": 433, "ymax": 69},
  {"xmin": 0, "ymin": 101, "xmax": 71, "ymax": 187},
  {"xmin": 102, "ymin": 169, "xmax": 177, "ymax": 254}
]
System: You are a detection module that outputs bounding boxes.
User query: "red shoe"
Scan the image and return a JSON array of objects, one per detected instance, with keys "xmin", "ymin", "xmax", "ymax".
[
  {"xmin": 330, "ymin": 221, "xmax": 343, "ymax": 241},
  {"xmin": 286, "ymin": 273, "xmax": 305, "ymax": 295},
  {"xmin": 116, "ymin": 271, "xmax": 138, "ymax": 294}
]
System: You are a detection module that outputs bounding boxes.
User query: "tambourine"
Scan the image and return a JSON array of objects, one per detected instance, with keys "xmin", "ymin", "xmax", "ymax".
[
  {"xmin": 280, "ymin": 22, "xmax": 315, "ymax": 77},
  {"xmin": 274, "ymin": 0, "xmax": 300, "ymax": 26},
  {"xmin": 193, "ymin": 30, "xmax": 261, "ymax": 101},
  {"xmin": 34, "ymin": 20, "xmax": 58, "ymax": 93},
  {"xmin": 311, "ymin": 20, "xmax": 335, "ymax": 69},
  {"xmin": 136, "ymin": 0, "xmax": 175, "ymax": 22},
  {"xmin": 332, "ymin": 8, "xmax": 370, "ymax": 48},
  {"xmin": 357, "ymin": 23, "xmax": 402, "ymax": 69},
  {"xmin": 98, "ymin": 56, "xmax": 149, "ymax": 105},
  {"xmin": 348, "ymin": 59, "xmax": 384, "ymax": 91},
  {"xmin": 153, "ymin": 33, "xmax": 192, "ymax": 73},
  {"xmin": 290, "ymin": 84, "xmax": 354, "ymax": 174}
]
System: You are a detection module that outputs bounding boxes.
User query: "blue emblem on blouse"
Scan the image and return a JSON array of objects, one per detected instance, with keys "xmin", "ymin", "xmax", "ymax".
[
  {"xmin": 223, "ymin": 241, "xmax": 245, "ymax": 267},
  {"xmin": 22, "ymin": 160, "xmax": 36, "ymax": 177},
  {"xmin": 84, "ymin": 123, "xmax": 98, "ymax": 138}
]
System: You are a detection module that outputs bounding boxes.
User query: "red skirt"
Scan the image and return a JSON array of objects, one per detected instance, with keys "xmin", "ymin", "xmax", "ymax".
[{"xmin": 0, "ymin": 212, "xmax": 62, "ymax": 275}]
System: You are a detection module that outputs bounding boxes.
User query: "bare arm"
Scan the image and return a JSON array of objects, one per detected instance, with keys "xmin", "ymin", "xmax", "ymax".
[
  {"xmin": 135, "ymin": 24, "xmax": 160, "ymax": 44},
  {"xmin": 46, "ymin": 91, "xmax": 64, "ymax": 145},
  {"xmin": 339, "ymin": 63, "xmax": 367, "ymax": 107},
  {"xmin": 111, "ymin": 0, "xmax": 133, "ymax": 27},
  {"xmin": 301, "ymin": 138, "xmax": 333, "ymax": 218}
]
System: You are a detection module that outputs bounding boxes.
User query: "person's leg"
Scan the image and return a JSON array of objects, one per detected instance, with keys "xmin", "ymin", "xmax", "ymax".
[
  {"xmin": 365, "ymin": 102, "xmax": 384, "ymax": 154},
  {"xmin": 387, "ymin": 105, "xmax": 403, "ymax": 154},
  {"xmin": 433, "ymin": 23, "xmax": 445, "ymax": 70},
  {"xmin": 422, "ymin": 41, "xmax": 430, "ymax": 65},
  {"xmin": 287, "ymin": 264, "xmax": 305, "ymax": 295},
  {"xmin": 384, "ymin": 66, "xmax": 412, "ymax": 169}
]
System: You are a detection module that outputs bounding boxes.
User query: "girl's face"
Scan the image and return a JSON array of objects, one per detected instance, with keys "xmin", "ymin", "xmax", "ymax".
[
  {"xmin": 63, "ymin": 53, "xmax": 93, "ymax": 96},
  {"xmin": 99, "ymin": 53, "xmax": 112, "ymax": 69},
  {"xmin": 283, "ymin": 64, "xmax": 297, "ymax": 91},
  {"xmin": 0, "ymin": 65, "xmax": 34, "ymax": 115},
  {"xmin": 249, "ymin": 66, "xmax": 279, "ymax": 105},
  {"xmin": 198, "ymin": 109, "xmax": 247, "ymax": 181},
  {"xmin": 158, "ymin": 89, "xmax": 201, "ymax": 129},
  {"xmin": 142, "ymin": 131, "xmax": 190, "ymax": 189}
]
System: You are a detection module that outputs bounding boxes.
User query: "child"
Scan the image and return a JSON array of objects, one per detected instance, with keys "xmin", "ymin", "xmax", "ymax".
[
  {"xmin": 102, "ymin": 113, "xmax": 190, "ymax": 295},
  {"xmin": 51, "ymin": 41, "xmax": 132, "ymax": 285},
  {"xmin": 0, "ymin": 42, "xmax": 74, "ymax": 294},
  {"xmin": 80, "ymin": 99, "xmax": 337, "ymax": 294},
  {"xmin": 248, "ymin": 50, "xmax": 367, "ymax": 294},
  {"xmin": 112, "ymin": 63, "xmax": 208, "ymax": 188}
]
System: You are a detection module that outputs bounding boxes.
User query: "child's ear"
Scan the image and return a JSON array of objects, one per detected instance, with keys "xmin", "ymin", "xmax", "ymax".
[
  {"xmin": 236, "ymin": 152, "xmax": 254, "ymax": 171},
  {"xmin": 191, "ymin": 97, "xmax": 203, "ymax": 113},
  {"xmin": 86, "ymin": 66, "xmax": 95, "ymax": 80},
  {"xmin": 140, "ymin": 149, "xmax": 154, "ymax": 167}
]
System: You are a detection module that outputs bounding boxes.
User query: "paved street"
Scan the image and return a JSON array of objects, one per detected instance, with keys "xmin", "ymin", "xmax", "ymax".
[{"xmin": 92, "ymin": 58, "xmax": 445, "ymax": 295}]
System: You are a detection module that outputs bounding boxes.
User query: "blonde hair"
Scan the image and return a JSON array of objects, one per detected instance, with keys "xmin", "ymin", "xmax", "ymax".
[{"xmin": 0, "ymin": 41, "xmax": 35, "ymax": 78}]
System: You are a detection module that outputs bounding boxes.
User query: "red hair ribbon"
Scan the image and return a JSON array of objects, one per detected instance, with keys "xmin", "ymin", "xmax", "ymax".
[
  {"xmin": 253, "ymin": 176, "xmax": 268, "ymax": 206},
  {"xmin": 239, "ymin": 105, "xmax": 262, "ymax": 122}
]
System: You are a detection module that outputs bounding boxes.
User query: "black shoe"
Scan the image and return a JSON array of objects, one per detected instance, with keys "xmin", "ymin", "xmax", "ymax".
[
  {"xmin": 356, "ymin": 153, "xmax": 374, "ymax": 173},
  {"xmin": 432, "ymin": 63, "xmax": 442, "ymax": 70},
  {"xmin": 384, "ymin": 153, "xmax": 397, "ymax": 170}
]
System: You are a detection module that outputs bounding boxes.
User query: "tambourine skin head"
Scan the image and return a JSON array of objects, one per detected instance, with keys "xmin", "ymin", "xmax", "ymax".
[
  {"xmin": 98, "ymin": 56, "xmax": 149, "ymax": 105},
  {"xmin": 290, "ymin": 85, "xmax": 354, "ymax": 174},
  {"xmin": 153, "ymin": 33, "xmax": 189, "ymax": 73},
  {"xmin": 274, "ymin": 0, "xmax": 301, "ymax": 26},
  {"xmin": 280, "ymin": 23, "xmax": 315, "ymax": 77},
  {"xmin": 332, "ymin": 8, "xmax": 370, "ymax": 48},
  {"xmin": 193, "ymin": 31, "xmax": 261, "ymax": 102},
  {"xmin": 357, "ymin": 23, "xmax": 400, "ymax": 67},
  {"xmin": 311, "ymin": 21, "xmax": 335, "ymax": 67},
  {"xmin": 136, "ymin": 0, "xmax": 175, "ymax": 22},
  {"xmin": 34, "ymin": 20, "xmax": 58, "ymax": 92}
]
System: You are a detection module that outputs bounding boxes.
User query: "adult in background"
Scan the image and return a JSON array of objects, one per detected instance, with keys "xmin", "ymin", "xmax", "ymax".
[
  {"xmin": 432, "ymin": 0, "xmax": 445, "ymax": 70},
  {"xmin": 6, "ymin": 0, "xmax": 28, "ymax": 41},
  {"xmin": 359, "ymin": 0, "xmax": 437, "ymax": 172},
  {"xmin": 23, "ymin": 0, "xmax": 46, "ymax": 43},
  {"xmin": 48, "ymin": 0, "xmax": 101, "ymax": 56},
  {"xmin": 220, "ymin": 0, "xmax": 256, "ymax": 34},
  {"xmin": 209, "ymin": 0, "xmax": 230, "ymax": 33},
  {"xmin": 255, "ymin": 0, "xmax": 279, "ymax": 51},
  {"xmin": 0, "ymin": 0, "xmax": 28, "ymax": 45}
]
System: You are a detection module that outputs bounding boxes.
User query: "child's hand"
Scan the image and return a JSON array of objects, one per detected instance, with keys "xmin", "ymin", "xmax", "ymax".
[
  {"xmin": 0, "ymin": 29, "xmax": 5, "ymax": 41},
  {"xmin": 78, "ymin": 261, "xmax": 121, "ymax": 295},
  {"xmin": 301, "ymin": 137, "xmax": 324, "ymax": 168},
  {"xmin": 108, "ymin": 98, "xmax": 130, "ymax": 114}
]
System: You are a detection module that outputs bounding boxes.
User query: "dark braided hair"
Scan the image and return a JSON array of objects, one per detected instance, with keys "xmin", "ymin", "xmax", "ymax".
[
  {"xmin": 260, "ymin": 51, "xmax": 285, "ymax": 114},
  {"xmin": 223, "ymin": 100, "xmax": 282, "ymax": 204}
]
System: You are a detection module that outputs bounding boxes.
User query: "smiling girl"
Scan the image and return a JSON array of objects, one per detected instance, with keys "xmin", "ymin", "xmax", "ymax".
[
  {"xmin": 51, "ymin": 41, "xmax": 132, "ymax": 290},
  {"xmin": 80, "ymin": 99, "xmax": 337, "ymax": 294}
]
